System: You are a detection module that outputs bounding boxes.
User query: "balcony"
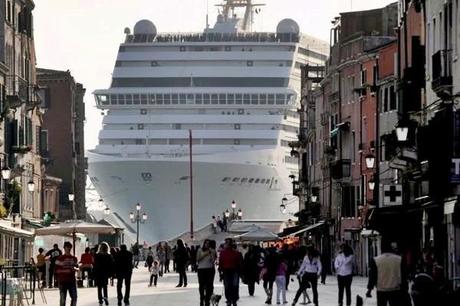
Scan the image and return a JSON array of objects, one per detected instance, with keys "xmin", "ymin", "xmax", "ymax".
[
  {"xmin": 431, "ymin": 50, "xmax": 453, "ymax": 98},
  {"xmin": 328, "ymin": 90, "xmax": 339, "ymax": 104},
  {"xmin": 5, "ymin": 75, "xmax": 39, "ymax": 109},
  {"xmin": 330, "ymin": 159, "xmax": 351, "ymax": 180}
]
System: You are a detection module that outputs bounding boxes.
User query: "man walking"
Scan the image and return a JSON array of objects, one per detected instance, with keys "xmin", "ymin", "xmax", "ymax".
[
  {"xmin": 366, "ymin": 240, "xmax": 406, "ymax": 306},
  {"xmin": 55, "ymin": 242, "xmax": 78, "ymax": 306},
  {"xmin": 219, "ymin": 238, "xmax": 243, "ymax": 306},
  {"xmin": 114, "ymin": 244, "xmax": 133, "ymax": 306},
  {"xmin": 45, "ymin": 243, "xmax": 62, "ymax": 288}
]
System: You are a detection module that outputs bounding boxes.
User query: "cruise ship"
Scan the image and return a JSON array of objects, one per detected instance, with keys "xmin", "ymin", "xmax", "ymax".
[{"xmin": 88, "ymin": 0, "xmax": 328, "ymax": 244}]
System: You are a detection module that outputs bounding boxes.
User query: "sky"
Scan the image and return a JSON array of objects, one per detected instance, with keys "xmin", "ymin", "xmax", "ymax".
[{"xmin": 33, "ymin": 0, "xmax": 396, "ymax": 150}]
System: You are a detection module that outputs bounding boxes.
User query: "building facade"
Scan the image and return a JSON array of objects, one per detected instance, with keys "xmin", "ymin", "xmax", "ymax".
[
  {"xmin": 0, "ymin": 0, "xmax": 43, "ymax": 265},
  {"xmin": 37, "ymin": 68, "xmax": 86, "ymax": 220}
]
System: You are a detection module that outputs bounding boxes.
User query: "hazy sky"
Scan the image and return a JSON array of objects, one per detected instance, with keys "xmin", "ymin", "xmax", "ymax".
[{"xmin": 34, "ymin": 0, "xmax": 395, "ymax": 150}]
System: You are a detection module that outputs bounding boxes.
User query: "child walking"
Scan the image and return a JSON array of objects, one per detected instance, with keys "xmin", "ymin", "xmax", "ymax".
[
  {"xmin": 276, "ymin": 257, "xmax": 288, "ymax": 304},
  {"xmin": 149, "ymin": 261, "xmax": 160, "ymax": 287}
]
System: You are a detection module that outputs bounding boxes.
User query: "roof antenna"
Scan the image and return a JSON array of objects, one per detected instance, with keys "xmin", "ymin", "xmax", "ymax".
[{"xmin": 206, "ymin": 0, "xmax": 210, "ymax": 30}]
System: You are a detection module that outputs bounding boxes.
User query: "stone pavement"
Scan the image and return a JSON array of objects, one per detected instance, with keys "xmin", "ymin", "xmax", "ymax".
[{"xmin": 34, "ymin": 267, "xmax": 377, "ymax": 306}]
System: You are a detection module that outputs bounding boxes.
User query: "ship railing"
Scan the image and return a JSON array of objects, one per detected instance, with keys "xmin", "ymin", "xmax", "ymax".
[{"xmin": 126, "ymin": 32, "xmax": 300, "ymax": 44}]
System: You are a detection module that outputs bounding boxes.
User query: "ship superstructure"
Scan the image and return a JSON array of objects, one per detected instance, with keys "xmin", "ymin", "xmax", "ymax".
[{"xmin": 88, "ymin": 0, "xmax": 328, "ymax": 243}]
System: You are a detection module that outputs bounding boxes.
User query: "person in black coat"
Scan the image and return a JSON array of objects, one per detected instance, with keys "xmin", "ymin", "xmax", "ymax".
[
  {"xmin": 174, "ymin": 239, "xmax": 189, "ymax": 287},
  {"xmin": 242, "ymin": 245, "xmax": 260, "ymax": 296},
  {"xmin": 93, "ymin": 242, "xmax": 114, "ymax": 306},
  {"xmin": 114, "ymin": 244, "xmax": 133, "ymax": 306}
]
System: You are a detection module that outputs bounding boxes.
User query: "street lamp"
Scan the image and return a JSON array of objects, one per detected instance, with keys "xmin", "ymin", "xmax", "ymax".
[
  {"xmin": 224, "ymin": 209, "xmax": 230, "ymax": 218},
  {"xmin": 231, "ymin": 200, "xmax": 236, "ymax": 218},
  {"xmin": 68, "ymin": 193, "xmax": 75, "ymax": 201},
  {"xmin": 311, "ymin": 195, "xmax": 318, "ymax": 203},
  {"xmin": 104, "ymin": 206, "xmax": 111, "ymax": 215},
  {"xmin": 27, "ymin": 180, "xmax": 35, "ymax": 192},
  {"xmin": 396, "ymin": 122, "xmax": 409, "ymax": 142},
  {"xmin": 237, "ymin": 208, "xmax": 243, "ymax": 219},
  {"xmin": 365, "ymin": 154, "xmax": 376, "ymax": 169},
  {"xmin": 368, "ymin": 177, "xmax": 375, "ymax": 191},
  {"xmin": 1, "ymin": 166, "xmax": 11, "ymax": 180},
  {"xmin": 130, "ymin": 203, "xmax": 147, "ymax": 246}
]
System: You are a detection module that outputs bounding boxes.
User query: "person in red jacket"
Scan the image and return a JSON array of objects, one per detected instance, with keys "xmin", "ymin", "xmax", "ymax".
[
  {"xmin": 219, "ymin": 238, "xmax": 243, "ymax": 306},
  {"xmin": 55, "ymin": 241, "xmax": 78, "ymax": 306}
]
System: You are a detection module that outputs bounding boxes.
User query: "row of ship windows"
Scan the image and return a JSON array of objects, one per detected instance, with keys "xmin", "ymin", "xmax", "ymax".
[
  {"xmin": 222, "ymin": 177, "xmax": 277, "ymax": 184},
  {"xmin": 100, "ymin": 139, "xmax": 280, "ymax": 145},
  {"xmin": 97, "ymin": 93, "xmax": 294, "ymax": 106},
  {"xmin": 106, "ymin": 123, "xmax": 298, "ymax": 133},
  {"xmin": 135, "ymin": 108, "xmax": 298, "ymax": 117}
]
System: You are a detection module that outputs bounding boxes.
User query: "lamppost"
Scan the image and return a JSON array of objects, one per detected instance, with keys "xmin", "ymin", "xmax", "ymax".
[
  {"xmin": 68, "ymin": 193, "xmax": 76, "ymax": 219},
  {"xmin": 1, "ymin": 161, "xmax": 11, "ymax": 210},
  {"xmin": 225, "ymin": 200, "xmax": 242, "ymax": 221},
  {"xmin": 129, "ymin": 203, "xmax": 148, "ymax": 246}
]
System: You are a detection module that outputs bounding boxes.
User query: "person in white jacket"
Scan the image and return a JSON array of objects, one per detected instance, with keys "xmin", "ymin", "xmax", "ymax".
[
  {"xmin": 334, "ymin": 244, "xmax": 354, "ymax": 306},
  {"xmin": 292, "ymin": 246, "xmax": 322, "ymax": 306}
]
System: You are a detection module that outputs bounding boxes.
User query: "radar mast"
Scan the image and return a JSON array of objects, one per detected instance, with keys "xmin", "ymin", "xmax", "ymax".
[{"xmin": 215, "ymin": 0, "xmax": 265, "ymax": 31}]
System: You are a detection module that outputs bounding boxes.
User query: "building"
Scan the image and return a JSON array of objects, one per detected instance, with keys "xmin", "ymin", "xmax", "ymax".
[
  {"xmin": 37, "ymin": 68, "xmax": 86, "ymax": 220},
  {"xmin": 0, "ymin": 0, "xmax": 43, "ymax": 265},
  {"xmin": 423, "ymin": 0, "xmax": 460, "ymax": 288}
]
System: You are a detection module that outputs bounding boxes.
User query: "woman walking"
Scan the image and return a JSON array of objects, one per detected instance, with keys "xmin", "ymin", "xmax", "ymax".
[
  {"xmin": 93, "ymin": 242, "xmax": 114, "ymax": 306},
  {"xmin": 242, "ymin": 245, "xmax": 260, "ymax": 296},
  {"xmin": 196, "ymin": 239, "xmax": 217, "ymax": 306},
  {"xmin": 334, "ymin": 244, "xmax": 354, "ymax": 306},
  {"xmin": 262, "ymin": 247, "xmax": 278, "ymax": 305},
  {"xmin": 174, "ymin": 239, "xmax": 189, "ymax": 287},
  {"xmin": 292, "ymin": 246, "xmax": 322, "ymax": 306},
  {"xmin": 275, "ymin": 256, "xmax": 288, "ymax": 305}
]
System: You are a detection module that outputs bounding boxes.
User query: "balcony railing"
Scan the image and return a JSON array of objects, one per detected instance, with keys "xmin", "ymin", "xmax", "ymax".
[
  {"xmin": 431, "ymin": 49, "xmax": 453, "ymax": 96},
  {"xmin": 5, "ymin": 75, "xmax": 40, "ymax": 109},
  {"xmin": 330, "ymin": 159, "xmax": 351, "ymax": 180}
]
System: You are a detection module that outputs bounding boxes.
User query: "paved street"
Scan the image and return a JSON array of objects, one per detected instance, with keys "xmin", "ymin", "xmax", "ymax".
[{"xmin": 35, "ymin": 266, "xmax": 377, "ymax": 306}]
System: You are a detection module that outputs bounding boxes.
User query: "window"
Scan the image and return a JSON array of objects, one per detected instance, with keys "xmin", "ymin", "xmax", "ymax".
[
  {"xmin": 234, "ymin": 139, "xmax": 240, "ymax": 145},
  {"xmin": 133, "ymin": 94, "xmax": 140, "ymax": 105},
  {"xmin": 236, "ymin": 94, "xmax": 243, "ymax": 104},
  {"xmin": 118, "ymin": 94, "xmax": 125, "ymax": 105},
  {"xmin": 110, "ymin": 94, "xmax": 118, "ymax": 105},
  {"xmin": 251, "ymin": 94, "xmax": 258, "ymax": 105},
  {"xmin": 149, "ymin": 94, "xmax": 156, "ymax": 104},
  {"xmin": 179, "ymin": 46, "xmax": 186, "ymax": 52},
  {"xmin": 126, "ymin": 95, "xmax": 133, "ymax": 105},
  {"xmin": 268, "ymin": 94, "xmax": 275, "ymax": 104},
  {"xmin": 196, "ymin": 94, "xmax": 202, "ymax": 104},
  {"xmin": 361, "ymin": 69, "xmax": 367, "ymax": 85},
  {"xmin": 227, "ymin": 94, "xmax": 235, "ymax": 104},
  {"xmin": 135, "ymin": 139, "xmax": 145, "ymax": 145},
  {"xmin": 389, "ymin": 86, "xmax": 397, "ymax": 110},
  {"xmin": 140, "ymin": 109, "xmax": 147, "ymax": 115},
  {"xmin": 137, "ymin": 124, "xmax": 144, "ymax": 130},
  {"xmin": 164, "ymin": 94, "xmax": 171, "ymax": 104},
  {"xmin": 352, "ymin": 131, "xmax": 356, "ymax": 163},
  {"xmin": 211, "ymin": 94, "xmax": 218, "ymax": 104},
  {"xmin": 140, "ymin": 94, "xmax": 148, "ymax": 104},
  {"xmin": 156, "ymin": 94, "xmax": 163, "ymax": 104},
  {"xmin": 238, "ymin": 109, "xmax": 244, "ymax": 115},
  {"xmin": 243, "ymin": 94, "xmax": 250, "ymax": 104},
  {"xmin": 225, "ymin": 46, "xmax": 232, "ymax": 51},
  {"xmin": 247, "ymin": 61, "xmax": 254, "ymax": 66},
  {"xmin": 234, "ymin": 124, "xmax": 240, "ymax": 130},
  {"xmin": 174, "ymin": 124, "xmax": 181, "ymax": 130},
  {"xmin": 219, "ymin": 94, "xmax": 226, "ymax": 104},
  {"xmin": 276, "ymin": 94, "xmax": 284, "ymax": 104},
  {"xmin": 172, "ymin": 94, "xmax": 179, "ymax": 104},
  {"xmin": 180, "ymin": 94, "xmax": 187, "ymax": 104},
  {"xmin": 203, "ymin": 94, "xmax": 210, "ymax": 104},
  {"xmin": 260, "ymin": 94, "xmax": 267, "ymax": 104}
]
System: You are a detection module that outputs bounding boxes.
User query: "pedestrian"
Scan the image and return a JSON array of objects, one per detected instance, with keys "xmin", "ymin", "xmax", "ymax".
[
  {"xmin": 36, "ymin": 248, "xmax": 46, "ymax": 288},
  {"xmin": 164, "ymin": 242, "xmax": 172, "ymax": 273},
  {"xmin": 242, "ymin": 245, "xmax": 260, "ymax": 296},
  {"xmin": 146, "ymin": 247, "xmax": 154, "ymax": 270},
  {"xmin": 79, "ymin": 247, "xmax": 94, "ymax": 288},
  {"xmin": 45, "ymin": 243, "xmax": 62, "ymax": 288},
  {"xmin": 157, "ymin": 243, "xmax": 166, "ymax": 275},
  {"xmin": 219, "ymin": 238, "xmax": 243, "ymax": 306},
  {"xmin": 216, "ymin": 216, "xmax": 224, "ymax": 232},
  {"xmin": 366, "ymin": 240, "xmax": 406, "ymax": 306},
  {"xmin": 131, "ymin": 243, "xmax": 140, "ymax": 268},
  {"xmin": 174, "ymin": 239, "xmax": 189, "ymax": 287},
  {"xmin": 149, "ymin": 260, "xmax": 160, "ymax": 287},
  {"xmin": 211, "ymin": 216, "xmax": 218, "ymax": 234},
  {"xmin": 114, "ymin": 244, "xmax": 133, "ymax": 306},
  {"xmin": 275, "ymin": 256, "xmax": 288, "ymax": 305},
  {"xmin": 197, "ymin": 239, "xmax": 217, "ymax": 306},
  {"xmin": 262, "ymin": 247, "xmax": 278, "ymax": 305},
  {"xmin": 190, "ymin": 245, "xmax": 198, "ymax": 272},
  {"xmin": 94, "ymin": 242, "xmax": 114, "ymax": 306},
  {"xmin": 334, "ymin": 244, "xmax": 354, "ymax": 306},
  {"xmin": 292, "ymin": 246, "xmax": 322, "ymax": 306},
  {"xmin": 55, "ymin": 241, "xmax": 78, "ymax": 306}
]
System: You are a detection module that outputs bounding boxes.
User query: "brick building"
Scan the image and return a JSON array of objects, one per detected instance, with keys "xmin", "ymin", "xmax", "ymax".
[{"xmin": 37, "ymin": 69, "xmax": 86, "ymax": 220}]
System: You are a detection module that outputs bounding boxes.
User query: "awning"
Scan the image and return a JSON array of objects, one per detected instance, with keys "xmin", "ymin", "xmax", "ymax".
[
  {"xmin": 361, "ymin": 229, "xmax": 380, "ymax": 237},
  {"xmin": 330, "ymin": 128, "xmax": 339, "ymax": 137},
  {"xmin": 287, "ymin": 221, "xmax": 325, "ymax": 237},
  {"xmin": 0, "ymin": 220, "xmax": 34, "ymax": 239}
]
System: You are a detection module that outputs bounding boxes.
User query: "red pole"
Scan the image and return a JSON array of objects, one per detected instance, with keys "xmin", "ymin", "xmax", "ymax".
[{"xmin": 189, "ymin": 129, "xmax": 194, "ymax": 240}]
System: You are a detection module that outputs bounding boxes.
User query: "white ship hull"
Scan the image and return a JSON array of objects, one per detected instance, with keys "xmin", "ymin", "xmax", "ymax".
[{"xmin": 88, "ymin": 149, "xmax": 296, "ymax": 243}]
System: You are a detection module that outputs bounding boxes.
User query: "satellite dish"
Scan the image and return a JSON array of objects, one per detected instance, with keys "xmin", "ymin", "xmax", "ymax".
[
  {"xmin": 276, "ymin": 19, "xmax": 300, "ymax": 34},
  {"xmin": 133, "ymin": 19, "xmax": 157, "ymax": 42}
]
